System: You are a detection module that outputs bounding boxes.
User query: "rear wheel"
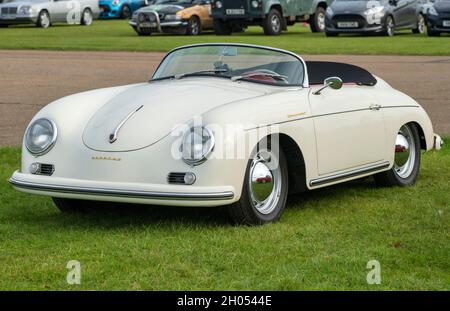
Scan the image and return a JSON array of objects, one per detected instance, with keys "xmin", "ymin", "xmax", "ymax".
[
  {"xmin": 309, "ymin": 7, "xmax": 326, "ymax": 32},
  {"xmin": 412, "ymin": 14, "xmax": 425, "ymax": 34},
  {"xmin": 186, "ymin": 16, "xmax": 201, "ymax": 35},
  {"xmin": 213, "ymin": 19, "xmax": 232, "ymax": 35},
  {"xmin": 37, "ymin": 10, "xmax": 51, "ymax": 28},
  {"xmin": 81, "ymin": 8, "xmax": 93, "ymax": 26},
  {"xmin": 263, "ymin": 9, "xmax": 282, "ymax": 35},
  {"xmin": 374, "ymin": 123, "xmax": 421, "ymax": 187},
  {"xmin": 384, "ymin": 16, "xmax": 395, "ymax": 36},
  {"xmin": 227, "ymin": 142, "xmax": 289, "ymax": 225}
]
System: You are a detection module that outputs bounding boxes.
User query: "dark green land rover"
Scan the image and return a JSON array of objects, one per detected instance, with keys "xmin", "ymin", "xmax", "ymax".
[{"xmin": 211, "ymin": 0, "xmax": 333, "ymax": 35}]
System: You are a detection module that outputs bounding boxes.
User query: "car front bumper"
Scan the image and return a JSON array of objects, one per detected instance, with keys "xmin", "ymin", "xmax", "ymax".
[
  {"xmin": 129, "ymin": 19, "xmax": 188, "ymax": 33},
  {"xmin": 427, "ymin": 15, "xmax": 450, "ymax": 33},
  {"xmin": 10, "ymin": 170, "xmax": 235, "ymax": 207},
  {"xmin": 0, "ymin": 14, "xmax": 38, "ymax": 24},
  {"xmin": 325, "ymin": 14, "xmax": 386, "ymax": 34}
]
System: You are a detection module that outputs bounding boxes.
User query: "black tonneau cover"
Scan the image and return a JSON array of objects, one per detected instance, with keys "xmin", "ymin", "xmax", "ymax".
[{"xmin": 306, "ymin": 61, "xmax": 377, "ymax": 86}]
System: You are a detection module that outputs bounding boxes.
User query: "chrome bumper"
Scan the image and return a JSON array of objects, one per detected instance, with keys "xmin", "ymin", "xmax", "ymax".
[{"xmin": 9, "ymin": 171, "xmax": 235, "ymax": 207}]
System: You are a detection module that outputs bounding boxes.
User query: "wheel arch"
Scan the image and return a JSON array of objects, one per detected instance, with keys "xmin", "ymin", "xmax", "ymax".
[
  {"xmin": 254, "ymin": 133, "xmax": 307, "ymax": 195},
  {"xmin": 316, "ymin": 1, "xmax": 328, "ymax": 9},
  {"xmin": 410, "ymin": 121, "xmax": 427, "ymax": 150}
]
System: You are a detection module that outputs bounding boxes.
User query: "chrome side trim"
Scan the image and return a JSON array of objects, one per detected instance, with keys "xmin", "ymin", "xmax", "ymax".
[
  {"xmin": 9, "ymin": 177, "xmax": 234, "ymax": 201},
  {"xmin": 309, "ymin": 161, "xmax": 390, "ymax": 187},
  {"xmin": 109, "ymin": 105, "xmax": 143, "ymax": 143}
]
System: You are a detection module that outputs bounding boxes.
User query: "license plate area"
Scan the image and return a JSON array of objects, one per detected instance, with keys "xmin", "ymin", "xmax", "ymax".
[
  {"xmin": 337, "ymin": 21, "xmax": 359, "ymax": 28},
  {"xmin": 139, "ymin": 22, "xmax": 158, "ymax": 28},
  {"xmin": 226, "ymin": 9, "xmax": 245, "ymax": 15},
  {"xmin": 443, "ymin": 20, "xmax": 450, "ymax": 27}
]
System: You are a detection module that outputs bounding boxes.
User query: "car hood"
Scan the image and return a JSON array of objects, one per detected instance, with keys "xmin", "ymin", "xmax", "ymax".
[
  {"xmin": 434, "ymin": 1, "xmax": 450, "ymax": 12},
  {"xmin": 331, "ymin": 1, "xmax": 379, "ymax": 13},
  {"xmin": 0, "ymin": 0, "xmax": 47, "ymax": 7},
  {"xmin": 82, "ymin": 79, "xmax": 267, "ymax": 152},
  {"xmin": 143, "ymin": 3, "xmax": 195, "ymax": 14}
]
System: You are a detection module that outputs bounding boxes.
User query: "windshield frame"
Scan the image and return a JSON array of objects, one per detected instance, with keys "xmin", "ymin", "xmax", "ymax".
[{"xmin": 150, "ymin": 43, "xmax": 308, "ymax": 87}]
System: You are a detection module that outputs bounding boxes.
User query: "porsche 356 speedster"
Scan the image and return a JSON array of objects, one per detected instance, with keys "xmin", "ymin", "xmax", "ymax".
[{"xmin": 9, "ymin": 43, "xmax": 443, "ymax": 225}]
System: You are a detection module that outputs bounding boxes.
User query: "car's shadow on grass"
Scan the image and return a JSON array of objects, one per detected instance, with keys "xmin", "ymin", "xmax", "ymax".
[{"xmin": 34, "ymin": 178, "xmax": 378, "ymax": 229}]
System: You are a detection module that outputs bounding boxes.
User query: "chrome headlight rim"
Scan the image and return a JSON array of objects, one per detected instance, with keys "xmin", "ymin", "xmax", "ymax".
[
  {"xmin": 25, "ymin": 118, "xmax": 58, "ymax": 156},
  {"xmin": 181, "ymin": 126, "xmax": 215, "ymax": 166}
]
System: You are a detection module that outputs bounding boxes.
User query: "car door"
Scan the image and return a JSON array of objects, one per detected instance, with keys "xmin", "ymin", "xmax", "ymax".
[
  {"xmin": 392, "ymin": 0, "xmax": 411, "ymax": 27},
  {"xmin": 51, "ymin": 0, "xmax": 70, "ymax": 22},
  {"xmin": 308, "ymin": 86, "xmax": 387, "ymax": 176}
]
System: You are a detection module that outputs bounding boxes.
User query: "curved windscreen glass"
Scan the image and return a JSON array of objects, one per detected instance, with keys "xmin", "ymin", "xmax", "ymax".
[{"xmin": 152, "ymin": 45, "xmax": 305, "ymax": 86}]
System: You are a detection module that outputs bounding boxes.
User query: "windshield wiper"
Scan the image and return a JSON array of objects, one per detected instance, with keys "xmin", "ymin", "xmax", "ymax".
[
  {"xmin": 231, "ymin": 72, "xmax": 288, "ymax": 83},
  {"xmin": 174, "ymin": 69, "xmax": 229, "ymax": 80}
]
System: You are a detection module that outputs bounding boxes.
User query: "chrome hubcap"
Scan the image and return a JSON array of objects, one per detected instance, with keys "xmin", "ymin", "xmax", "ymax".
[
  {"xmin": 84, "ymin": 11, "xmax": 92, "ymax": 25},
  {"xmin": 271, "ymin": 15, "xmax": 281, "ymax": 32},
  {"xmin": 387, "ymin": 18, "xmax": 394, "ymax": 36},
  {"xmin": 191, "ymin": 20, "xmax": 199, "ymax": 34},
  {"xmin": 249, "ymin": 150, "xmax": 282, "ymax": 215},
  {"xmin": 418, "ymin": 16, "xmax": 425, "ymax": 33},
  {"xmin": 317, "ymin": 12, "xmax": 325, "ymax": 31},
  {"xmin": 394, "ymin": 125, "xmax": 416, "ymax": 178},
  {"xmin": 41, "ymin": 13, "xmax": 49, "ymax": 27}
]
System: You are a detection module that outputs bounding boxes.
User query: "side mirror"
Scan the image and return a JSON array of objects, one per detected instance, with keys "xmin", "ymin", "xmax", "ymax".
[{"xmin": 313, "ymin": 77, "xmax": 343, "ymax": 95}]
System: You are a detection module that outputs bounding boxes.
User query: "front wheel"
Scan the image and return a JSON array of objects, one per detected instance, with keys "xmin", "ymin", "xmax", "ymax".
[
  {"xmin": 374, "ymin": 123, "xmax": 421, "ymax": 187},
  {"xmin": 227, "ymin": 144, "xmax": 288, "ymax": 225},
  {"xmin": 384, "ymin": 16, "xmax": 395, "ymax": 36},
  {"xmin": 213, "ymin": 19, "xmax": 232, "ymax": 35},
  {"xmin": 37, "ymin": 10, "xmax": 51, "ymax": 28},
  {"xmin": 309, "ymin": 7, "xmax": 326, "ymax": 32},
  {"xmin": 133, "ymin": 26, "xmax": 152, "ymax": 36},
  {"xmin": 262, "ymin": 9, "xmax": 282, "ymax": 35},
  {"xmin": 81, "ymin": 8, "xmax": 93, "ymax": 26},
  {"xmin": 412, "ymin": 14, "xmax": 425, "ymax": 34}
]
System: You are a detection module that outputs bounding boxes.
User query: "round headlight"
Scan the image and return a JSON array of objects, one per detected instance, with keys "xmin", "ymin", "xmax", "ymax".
[
  {"xmin": 25, "ymin": 118, "xmax": 57, "ymax": 156},
  {"xmin": 181, "ymin": 127, "xmax": 214, "ymax": 166},
  {"xmin": 148, "ymin": 12, "xmax": 157, "ymax": 22},
  {"xmin": 215, "ymin": 1, "xmax": 222, "ymax": 9},
  {"xmin": 138, "ymin": 13, "xmax": 147, "ymax": 23},
  {"xmin": 251, "ymin": 0, "xmax": 259, "ymax": 9}
]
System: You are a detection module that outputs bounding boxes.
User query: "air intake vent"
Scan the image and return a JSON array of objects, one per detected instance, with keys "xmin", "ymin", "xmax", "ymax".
[
  {"xmin": 167, "ymin": 172, "xmax": 196, "ymax": 185},
  {"xmin": 29, "ymin": 163, "xmax": 54, "ymax": 176},
  {"xmin": 167, "ymin": 172, "xmax": 187, "ymax": 184}
]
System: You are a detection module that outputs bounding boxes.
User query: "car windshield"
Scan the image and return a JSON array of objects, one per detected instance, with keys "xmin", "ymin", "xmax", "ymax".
[{"xmin": 152, "ymin": 44, "xmax": 305, "ymax": 86}]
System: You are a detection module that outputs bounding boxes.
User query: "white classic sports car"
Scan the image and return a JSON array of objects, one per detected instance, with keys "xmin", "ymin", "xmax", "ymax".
[{"xmin": 10, "ymin": 43, "xmax": 443, "ymax": 225}]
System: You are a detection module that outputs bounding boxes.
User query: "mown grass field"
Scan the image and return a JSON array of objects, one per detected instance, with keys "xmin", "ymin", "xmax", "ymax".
[
  {"xmin": 0, "ymin": 140, "xmax": 448, "ymax": 290},
  {"xmin": 1, "ymin": 20, "xmax": 450, "ymax": 55}
]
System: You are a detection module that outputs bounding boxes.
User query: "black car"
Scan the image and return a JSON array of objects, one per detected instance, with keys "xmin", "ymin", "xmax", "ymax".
[
  {"xmin": 325, "ymin": 0, "xmax": 425, "ymax": 36},
  {"xmin": 427, "ymin": 0, "xmax": 450, "ymax": 36}
]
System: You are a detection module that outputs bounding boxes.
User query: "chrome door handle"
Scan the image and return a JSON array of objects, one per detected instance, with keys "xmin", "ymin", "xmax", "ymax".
[{"xmin": 369, "ymin": 104, "xmax": 381, "ymax": 111}]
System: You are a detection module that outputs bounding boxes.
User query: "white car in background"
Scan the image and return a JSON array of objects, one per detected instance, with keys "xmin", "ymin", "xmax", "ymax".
[{"xmin": 0, "ymin": 0, "xmax": 99, "ymax": 28}]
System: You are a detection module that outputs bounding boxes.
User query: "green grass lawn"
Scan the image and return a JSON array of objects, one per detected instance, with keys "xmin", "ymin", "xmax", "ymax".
[
  {"xmin": 0, "ymin": 140, "xmax": 449, "ymax": 290},
  {"xmin": 1, "ymin": 20, "xmax": 450, "ymax": 55}
]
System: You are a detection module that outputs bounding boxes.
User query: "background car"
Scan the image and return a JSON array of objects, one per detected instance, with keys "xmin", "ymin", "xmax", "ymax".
[
  {"xmin": 325, "ymin": 0, "xmax": 426, "ymax": 36},
  {"xmin": 129, "ymin": 0, "xmax": 212, "ymax": 35},
  {"xmin": 99, "ymin": 0, "xmax": 149, "ymax": 19},
  {"xmin": 0, "ymin": 0, "xmax": 99, "ymax": 28},
  {"xmin": 211, "ymin": 0, "xmax": 333, "ymax": 35},
  {"xmin": 426, "ymin": 0, "xmax": 450, "ymax": 36}
]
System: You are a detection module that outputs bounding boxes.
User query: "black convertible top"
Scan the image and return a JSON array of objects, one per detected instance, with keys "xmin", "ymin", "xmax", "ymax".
[{"xmin": 306, "ymin": 61, "xmax": 377, "ymax": 86}]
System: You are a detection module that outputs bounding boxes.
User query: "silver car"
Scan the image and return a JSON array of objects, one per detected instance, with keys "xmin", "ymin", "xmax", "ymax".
[{"xmin": 0, "ymin": 0, "xmax": 100, "ymax": 28}]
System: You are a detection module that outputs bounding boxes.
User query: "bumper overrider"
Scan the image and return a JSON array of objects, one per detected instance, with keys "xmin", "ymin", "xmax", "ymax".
[
  {"xmin": 129, "ymin": 11, "xmax": 188, "ymax": 33},
  {"xmin": 9, "ymin": 171, "xmax": 235, "ymax": 207}
]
